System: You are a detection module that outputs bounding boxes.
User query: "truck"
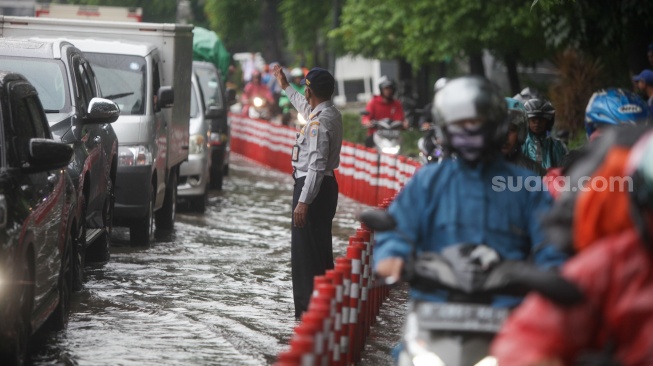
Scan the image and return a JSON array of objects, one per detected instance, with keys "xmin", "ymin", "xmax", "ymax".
[{"xmin": 0, "ymin": 16, "xmax": 193, "ymax": 245}]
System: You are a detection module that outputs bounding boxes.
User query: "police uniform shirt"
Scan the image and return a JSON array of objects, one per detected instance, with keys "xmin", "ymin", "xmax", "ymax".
[{"xmin": 285, "ymin": 85, "xmax": 342, "ymax": 204}]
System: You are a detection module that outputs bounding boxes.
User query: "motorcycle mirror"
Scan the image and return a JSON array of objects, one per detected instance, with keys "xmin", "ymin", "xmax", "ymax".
[{"xmin": 358, "ymin": 209, "xmax": 396, "ymax": 232}]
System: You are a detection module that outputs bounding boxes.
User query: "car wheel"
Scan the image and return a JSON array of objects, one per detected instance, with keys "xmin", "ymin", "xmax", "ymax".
[
  {"xmin": 190, "ymin": 189, "xmax": 208, "ymax": 214},
  {"xmin": 87, "ymin": 181, "xmax": 113, "ymax": 262},
  {"xmin": 155, "ymin": 170, "xmax": 177, "ymax": 230},
  {"xmin": 49, "ymin": 233, "xmax": 72, "ymax": 330},
  {"xmin": 0, "ymin": 257, "xmax": 33, "ymax": 366},
  {"xmin": 130, "ymin": 189, "xmax": 154, "ymax": 246}
]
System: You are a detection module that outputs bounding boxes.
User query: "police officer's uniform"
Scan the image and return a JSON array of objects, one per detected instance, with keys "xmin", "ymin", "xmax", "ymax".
[{"xmin": 284, "ymin": 68, "xmax": 342, "ymax": 319}]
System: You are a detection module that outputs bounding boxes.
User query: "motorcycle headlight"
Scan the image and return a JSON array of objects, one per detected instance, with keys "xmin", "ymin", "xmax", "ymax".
[
  {"xmin": 188, "ymin": 134, "xmax": 207, "ymax": 155},
  {"xmin": 118, "ymin": 145, "xmax": 153, "ymax": 166},
  {"xmin": 253, "ymin": 97, "xmax": 264, "ymax": 107},
  {"xmin": 382, "ymin": 146, "xmax": 400, "ymax": 155}
]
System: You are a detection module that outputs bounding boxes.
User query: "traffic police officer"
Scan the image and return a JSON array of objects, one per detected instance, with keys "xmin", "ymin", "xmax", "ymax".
[{"xmin": 273, "ymin": 65, "xmax": 342, "ymax": 319}]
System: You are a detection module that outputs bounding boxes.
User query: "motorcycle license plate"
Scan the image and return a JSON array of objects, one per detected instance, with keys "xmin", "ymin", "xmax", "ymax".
[
  {"xmin": 414, "ymin": 302, "xmax": 508, "ymax": 333},
  {"xmin": 378, "ymin": 130, "xmax": 400, "ymax": 139}
]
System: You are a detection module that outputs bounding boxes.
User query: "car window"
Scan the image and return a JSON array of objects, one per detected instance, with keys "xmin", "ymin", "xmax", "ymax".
[
  {"xmin": 84, "ymin": 52, "xmax": 146, "ymax": 115},
  {"xmin": 72, "ymin": 56, "xmax": 92, "ymax": 112},
  {"xmin": 194, "ymin": 67, "xmax": 224, "ymax": 109},
  {"xmin": 0, "ymin": 57, "xmax": 71, "ymax": 113},
  {"xmin": 7, "ymin": 86, "xmax": 38, "ymax": 167},
  {"xmin": 82, "ymin": 61, "xmax": 100, "ymax": 99}
]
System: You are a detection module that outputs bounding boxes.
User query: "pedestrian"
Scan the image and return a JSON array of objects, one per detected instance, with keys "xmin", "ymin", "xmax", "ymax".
[{"xmin": 272, "ymin": 65, "xmax": 343, "ymax": 319}]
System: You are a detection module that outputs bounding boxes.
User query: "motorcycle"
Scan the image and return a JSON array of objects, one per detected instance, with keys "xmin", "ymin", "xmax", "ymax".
[
  {"xmin": 417, "ymin": 126, "xmax": 444, "ymax": 165},
  {"xmin": 362, "ymin": 113, "xmax": 404, "ymax": 155},
  {"xmin": 359, "ymin": 210, "xmax": 582, "ymax": 366},
  {"xmin": 246, "ymin": 96, "xmax": 271, "ymax": 120}
]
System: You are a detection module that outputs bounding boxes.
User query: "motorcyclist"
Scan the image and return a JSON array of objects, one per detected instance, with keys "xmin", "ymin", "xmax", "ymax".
[
  {"xmin": 362, "ymin": 76, "xmax": 405, "ymax": 148},
  {"xmin": 279, "ymin": 68, "xmax": 306, "ymax": 125},
  {"xmin": 522, "ymin": 98, "xmax": 568, "ymax": 169},
  {"xmin": 374, "ymin": 76, "xmax": 567, "ymax": 305},
  {"xmin": 418, "ymin": 77, "xmax": 448, "ymax": 163},
  {"xmin": 491, "ymin": 131, "xmax": 653, "ymax": 366},
  {"xmin": 241, "ymin": 70, "xmax": 274, "ymax": 118},
  {"xmin": 502, "ymin": 97, "xmax": 546, "ymax": 176}
]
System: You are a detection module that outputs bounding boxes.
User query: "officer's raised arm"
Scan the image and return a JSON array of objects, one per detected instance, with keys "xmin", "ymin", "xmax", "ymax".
[{"xmin": 273, "ymin": 65, "xmax": 311, "ymax": 119}]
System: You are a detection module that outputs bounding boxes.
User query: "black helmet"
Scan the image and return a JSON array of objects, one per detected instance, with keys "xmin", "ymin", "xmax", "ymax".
[
  {"xmin": 378, "ymin": 76, "xmax": 396, "ymax": 94},
  {"xmin": 627, "ymin": 131, "xmax": 653, "ymax": 249},
  {"xmin": 524, "ymin": 98, "xmax": 555, "ymax": 131},
  {"xmin": 431, "ymin": 76, "xmax": 508, "ymax": 159}
]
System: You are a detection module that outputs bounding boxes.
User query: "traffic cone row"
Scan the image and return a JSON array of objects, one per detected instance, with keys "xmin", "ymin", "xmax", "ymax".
[{"xmin": 275, "ymin": 200, "xmax": 395, "ymax": 366}]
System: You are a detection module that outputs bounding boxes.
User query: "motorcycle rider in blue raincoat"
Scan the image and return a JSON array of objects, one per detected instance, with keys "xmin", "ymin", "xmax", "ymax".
[
  {"xmin": 374, "ymin": 76, "xmax": 568, "ymax": 307},
  {"xmin": 521, "ymin": 98, "xmax": 568, "ymax": 169}
]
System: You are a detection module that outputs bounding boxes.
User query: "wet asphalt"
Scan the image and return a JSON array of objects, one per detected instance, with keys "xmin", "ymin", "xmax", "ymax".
[{"xmin": 29, "ymin": 154, "xmax": 406, "ymax": 366}]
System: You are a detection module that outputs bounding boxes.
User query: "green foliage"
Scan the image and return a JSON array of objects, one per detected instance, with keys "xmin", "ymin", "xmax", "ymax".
[
  {"xmin": 279, "ymin": 0, "xmax": 330, "ymax": 54},
  {"xmin": 204, "ymin": 0, "xmax": 261, "ymax": 51},
  {"xmin": 342, "ymin": 112, "xmax": 366, "ymax": 145}
]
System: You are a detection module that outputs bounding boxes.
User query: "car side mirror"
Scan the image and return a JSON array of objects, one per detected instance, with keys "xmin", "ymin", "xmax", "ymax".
[
  {"xmin": 26, "ymin": 138, "xmax": 73, "ymax": 172},
  {"xmin": 157, "ymin": 86, "xmax": 174, "ymax": 111},
  {"xmin": 205, "ymin": 104, "xmax": 223, "ymax": 119},
  {"xmin": 226, "ymin": 88, "xmax": 237, "ymax": 106},
  {"xmin": 85, "ymin": 97, "xmax": 120, "ymax": 124}
]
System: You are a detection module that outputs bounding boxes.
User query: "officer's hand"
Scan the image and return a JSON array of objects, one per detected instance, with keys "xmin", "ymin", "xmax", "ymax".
[
  {"xmin": 376, "ymin": 257, "xmax": 404, "ymax": 284},
  {"xmin": 273, "ymin": 65, "xmax": 290, "ymax": 90},
  {"xmin": 294, "ymin": 202, "xmax": 309, "ymax": 228}
]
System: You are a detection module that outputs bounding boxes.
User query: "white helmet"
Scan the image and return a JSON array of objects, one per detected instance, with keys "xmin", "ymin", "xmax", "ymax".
[{"xmin": 290, "ymin": 68, "xmax": 304, "ymax": 78}]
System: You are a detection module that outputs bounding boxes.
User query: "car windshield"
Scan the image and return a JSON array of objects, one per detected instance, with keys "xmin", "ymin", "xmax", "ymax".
[
  {"xmin": 83, "ymin": 53, "xmax": 146, "ymax": 115},
  {"xmin": 190, "ymin": 83, "xmax": 199, "ymax": 118},
  {"xmin": 194, "ymin": 67, "xmax": 223, "ymax": 109},
  {"xmin": 0, "ymin": 57, "xmax": 71, "ymax": 114}
]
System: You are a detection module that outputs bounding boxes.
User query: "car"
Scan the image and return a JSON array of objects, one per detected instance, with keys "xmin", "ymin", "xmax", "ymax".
[
  {"xmin": 192, "ymin": 61, "xmax": 230, "ymax": 190},
  {"xmin": 0, "ymin": 38, "xmax": 120, "ymax": 290},
  {"xmin": 178, "ymin": 72, "xmax": 212, "ymax": 212},
  {"xmin": 0, "ymin": 71, "xmax": 77, "ymax": 365}
]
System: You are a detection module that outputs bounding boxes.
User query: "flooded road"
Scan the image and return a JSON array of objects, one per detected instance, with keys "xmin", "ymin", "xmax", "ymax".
[{"xmin": 31, "ymin": 154, "xmax": 406, "ymax": 366}]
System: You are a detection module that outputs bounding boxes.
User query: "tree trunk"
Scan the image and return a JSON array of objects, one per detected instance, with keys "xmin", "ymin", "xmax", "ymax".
[
  {"xmin": 469, "ymin": 52, "xmax": 485, "ymax": 76},
  {"xmin": 504, "ymin": 54, "xmax": 521, "ymax": 96},
  {"xmin": 259, "ymin": 0, "xmax": 285, "ymax": 65}
]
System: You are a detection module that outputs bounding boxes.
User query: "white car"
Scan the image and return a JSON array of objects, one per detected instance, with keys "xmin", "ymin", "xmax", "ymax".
[{"xmin": 178, "ymin": 72, "xmax": 213, "ymax": 212}]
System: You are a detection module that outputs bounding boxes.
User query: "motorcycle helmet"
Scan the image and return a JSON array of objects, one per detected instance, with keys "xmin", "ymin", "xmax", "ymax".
[
  {"xmin": 505, "ymin": 97, "xmax": 528, "ymax": 144},
  {"xmin": 585, "ymin": 88, "xmax": 650, "ymax": 138},
  {"xmin": 524, "ymin": 98, "xmax": 555, "ymax": 131},
  {"xmin": 433, "ymin": 77, "xmax": 448, "ymax": 93},
  {"xmin": 378, "ymin": 76, "xmax": 396, "ymax": 94},
  {"xmin": 513, "ymin": 86, "xmax": 540, "ymax": 103},
  {"xmin": 626, "ymin": 131, "xmax": 653, "ymax": 249},
  {"xmin": 432, "ymin": 76, "xmax": 508, "ymax": 161},
  {"xmin": 290, "ymin": 67, "xmax": 304, "ymax": 79}
]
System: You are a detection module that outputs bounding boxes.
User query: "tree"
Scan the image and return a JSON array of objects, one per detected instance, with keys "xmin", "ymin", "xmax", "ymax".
[{"xmin": 278, "ymin": 0, "xmax": 332, "ymax": 67}]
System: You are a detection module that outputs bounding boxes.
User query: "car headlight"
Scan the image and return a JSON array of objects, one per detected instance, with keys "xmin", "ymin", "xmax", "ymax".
[
  {"xmin": 253, "ymin": 97, "xmax": 264, "ymax": 107},
  {"xmin": 188, "ymin": 134, "xmax": 207, "ymax": 155},
  {"xmin": 118, "ymin": 145, "xmax": 153, "ymax": 166}
]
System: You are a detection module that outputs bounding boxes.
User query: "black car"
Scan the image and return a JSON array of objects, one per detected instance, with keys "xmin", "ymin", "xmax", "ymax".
[
  {"xmin": 192, "ymin": 61, "xmax": 230, "ymax": 190},
  {"xmin": 0, "ymin": 38, "xmax": 120, "ymax": 289},
  {"xmin": 0, "ymin": 72, "xmax": 77, "ymax": 365}
]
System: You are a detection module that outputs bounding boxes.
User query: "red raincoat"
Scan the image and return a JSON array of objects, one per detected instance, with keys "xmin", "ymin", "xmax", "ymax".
[
  {"xmin": 362, "ymin": 95, "xmax": 405, "ymax": 136},
  {"xmin": 491, "ymin": 228, "xmax": 653, "ymax": 366}
]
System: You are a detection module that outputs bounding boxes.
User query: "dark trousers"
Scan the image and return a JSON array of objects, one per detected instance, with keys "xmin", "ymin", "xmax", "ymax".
[{"xmin": 291, "ymin": 175, "xmax": 338, "ymax": 319}]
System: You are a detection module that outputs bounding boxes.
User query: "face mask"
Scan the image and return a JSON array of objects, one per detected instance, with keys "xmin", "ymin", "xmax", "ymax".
[{"xmin": 447, "ymin": 125, "xmax": 485, "ymax": 161}]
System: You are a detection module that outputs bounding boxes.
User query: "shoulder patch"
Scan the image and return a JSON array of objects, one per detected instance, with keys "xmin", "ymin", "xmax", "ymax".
[
  {"xmin": 309, "ymin": 123, "xmax": 319, "ymax": 137},
  {"xmin": 308, "ymin": 121, "xmax": 320, "ymax": 127}
]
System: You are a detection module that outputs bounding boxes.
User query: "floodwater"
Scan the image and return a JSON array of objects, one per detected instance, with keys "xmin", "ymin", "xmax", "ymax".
[{"xmin": 30, "ymin": 154, "xmax": 406, "ymax": 366}]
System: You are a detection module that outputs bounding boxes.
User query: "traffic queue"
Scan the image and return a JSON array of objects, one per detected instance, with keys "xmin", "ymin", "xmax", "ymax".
[{"xmin": 0, "ymin": 16, "xmax": 228, "ymax": 365}]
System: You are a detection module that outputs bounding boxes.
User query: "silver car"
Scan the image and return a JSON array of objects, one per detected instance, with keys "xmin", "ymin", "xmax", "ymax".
[{"xmin": 178, "ymin": 72, "xmax": 212, "ymax": 212}]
